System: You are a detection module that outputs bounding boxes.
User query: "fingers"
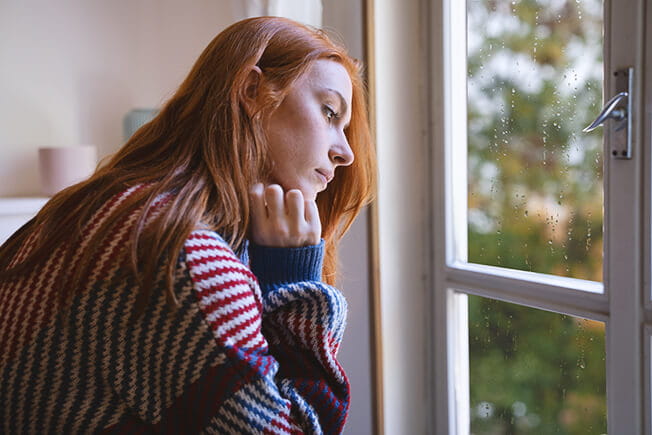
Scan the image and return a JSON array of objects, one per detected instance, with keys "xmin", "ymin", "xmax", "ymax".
[
  {"xmin": 248, "ymin": 183, "xmax": 321, "ymax": 247},
  {"xmin": 304, "ymin": 198, "xmax": 319, "ymax": 226},
  {"xmin": 264, "ymin": 184, "xmax": 285, "ymax": 220},
  {"xmin": 285, "ymin": 189, "xmax": 305, "ymax": 223},
  {"xmin": 304, "ymin": 198, "xmax": 321, "ymax": 244},
  {"xmin": 249, "ymin": 183, "xmax": 267, "ymax": 222}
]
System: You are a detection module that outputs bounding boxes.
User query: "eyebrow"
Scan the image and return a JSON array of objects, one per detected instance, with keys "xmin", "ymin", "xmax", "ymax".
[{"xmin": 326, "ymin": 88, "xmax": 350, "ymax": 126}]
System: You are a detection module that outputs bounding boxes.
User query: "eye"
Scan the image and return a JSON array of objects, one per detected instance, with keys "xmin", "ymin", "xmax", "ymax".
[{"xmin": 323, "ymin": 105, "xmax": 340, "ymax": 123}]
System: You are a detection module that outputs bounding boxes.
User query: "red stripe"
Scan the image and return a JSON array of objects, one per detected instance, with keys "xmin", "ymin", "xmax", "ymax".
[
  {"xmin": 200, "ymin": 286, "xmax": 254, "ymax": 312},
  {"xmin": 15, "ymin": 246, "xmax": 64, "ymax": 359},
  {"xmin": 89, "ymin": 191, "xmax": 170, "ymax": 285},
  {"xmin": 62, "ymin": 185, "xmax": 146, "ymax": 288},
  {"xmin": 186, "ymin": 233, "xmax": 232, "ymax": 242},
  {"xmin": 265, "ymin": 409, "xmax": 295, "ymax": 433},
  {"xmin": 186, "ymin": 253, "xmax": 240, "ymax": 266},
  {"xmin": 0, "ymin": 275, "xmax": 29, "ymax": 361},
  {"xmin": 223, "ymin": 314, "xmax": 263, "ymax": 348},
  {"xmin": 204, "ymin": 301, "xmax": 260, "ymax": 337},
  {"xmin": 3, "ymin": 244, "xmax": 64, "ymax": 361},
  {"xmin": 184, "ymin": 242, "xmax": 233, "ymax": 254},
  {"xmin": 186, "ymin": 256, "xmax": 257, "ymax": 282},
  {"xmin": 232, "ymin": 323, "xmax": 265, "ymax": 350},
  {"xmin": 190, "ymin": 267, "xmax": 253, "ymax": 284},
  {"xmin": 11, "ymin": 222, "xmax": 40, "ymax": 265}
]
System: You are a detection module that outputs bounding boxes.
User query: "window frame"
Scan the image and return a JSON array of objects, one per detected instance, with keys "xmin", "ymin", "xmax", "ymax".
[{"xmin": 428, "ymin": 0, "xmax": 649, "ymax": 433}]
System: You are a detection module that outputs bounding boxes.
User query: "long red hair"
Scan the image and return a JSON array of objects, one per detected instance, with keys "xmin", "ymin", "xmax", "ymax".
[{"xmin": 0, "ymin": 16, "xmax": 375, "ymax": 307}]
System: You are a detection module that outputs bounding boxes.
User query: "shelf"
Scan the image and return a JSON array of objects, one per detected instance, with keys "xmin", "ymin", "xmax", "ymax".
[
  {"xmin": 0, "ymin": 197, "xmax": 49, "ymax": 216},
  {"xmin": 0, "ymin": 197, "xmax": 49, "ymax": 244}
]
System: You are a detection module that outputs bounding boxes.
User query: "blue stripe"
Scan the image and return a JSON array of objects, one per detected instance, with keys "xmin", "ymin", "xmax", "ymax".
[
  {"xmin": 145, "ymin": 281, "xmax": 176, "ymax": 419},
  {"xmin": 106, "ymin": 273, "xmax": 138, "ymax": 406},
  {"xmin": 23, "ymin": 310, "xmax": 61, "ymax": 432},
  {"xmin": 159, "ymin": 261, "xmax": 225, "ymax": 432},
  {"xmin": 229, "ymin": 388, "xmax": 270, "ymax": 432},
  {"xmin": 79, "ymin": 278, "xmax": 123, "ymax": 430},
  {"xmin": 95, "ymin": 389, "xmax": 122, "ymax": 430},
  {"xmin": 318, "ymin": 382, "xmax": 340, "ymax": 427},
  {"xmin": 49, "ymin": 296, "xmax": 79, "ymax": 429},
  {"xmin": 264, "ymin": 284, "xmax": 295, "ymax": 310},
  {"xmin": 256, "ymin": 375, "xmax": 290, "ymax": 410},
  {"xmin": 282, "ymin": 382, "xmax": 320, "ymax": 429},
  {"xmin": 33, "ymin": 306, "xmax": 67, "ymax": 431},
  {"xmin": 132, "ymin": 272, "xmax": 168, "ymax": 422},
  {"xmin": 305, "ymin": 294, "xmax": 318, "ymax": 347},
  {"xmin": 15, "ymin": 290, "xmax": 42, "ymax": 431},
  {"xmin": 61, "ymin": 282, "xmax": 106, "ymax": 433}
]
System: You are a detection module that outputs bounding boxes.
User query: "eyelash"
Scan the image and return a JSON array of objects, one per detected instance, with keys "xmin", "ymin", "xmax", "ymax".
[{"xmin": 324, "ymin": 105, "xmax": 340, "ymax": 123}]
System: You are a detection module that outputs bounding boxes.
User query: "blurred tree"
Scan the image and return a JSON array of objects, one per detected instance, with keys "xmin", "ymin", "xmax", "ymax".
[{"xmin": 465, "ymin": 0, "xmax": 606, "ymax": 433}]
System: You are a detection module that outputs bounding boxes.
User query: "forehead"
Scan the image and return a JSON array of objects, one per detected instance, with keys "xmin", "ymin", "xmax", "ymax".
[{"xmin": 299, "ymin": 59, "xmax": 353, "ymax": 101}]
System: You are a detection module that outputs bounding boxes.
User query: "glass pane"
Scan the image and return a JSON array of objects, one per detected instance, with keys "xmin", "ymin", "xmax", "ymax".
[
  {"xmin": 468, "ymin": 294, "xmax": 607, "ymax": 434},
  {"xmin": 467, "ymin": 0, "xmax": 604, "ymax": 281}
]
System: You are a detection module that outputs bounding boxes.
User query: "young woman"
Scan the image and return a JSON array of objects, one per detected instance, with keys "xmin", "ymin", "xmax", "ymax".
[{"xmin": 0, "ymin": 16, "xmax": 375, "ymax": 433}]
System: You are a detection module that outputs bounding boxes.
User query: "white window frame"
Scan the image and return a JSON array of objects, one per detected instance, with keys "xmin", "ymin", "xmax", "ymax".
[{"xmin": 428, "ymin": 0, "xmax": 649, "ymax": 433}]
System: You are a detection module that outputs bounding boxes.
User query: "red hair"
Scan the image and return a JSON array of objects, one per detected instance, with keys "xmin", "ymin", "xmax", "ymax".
[{"xmin": 0, "ymin": 17, "xmax": 376, "ymax": 307}]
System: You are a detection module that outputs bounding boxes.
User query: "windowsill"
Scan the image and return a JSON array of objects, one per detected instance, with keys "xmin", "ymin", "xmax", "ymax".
[
  {"xmin": 0, "ymin": 197, "xmax": 49, "ymax": 244},
  {"xmin": 0, "ymin": 197, "xmax": 49, "ymax": 215}
]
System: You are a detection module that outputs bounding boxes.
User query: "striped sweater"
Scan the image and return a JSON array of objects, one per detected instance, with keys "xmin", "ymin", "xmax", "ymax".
[{"xmin": 0, "ymin": 186, "xmax": 350, "ymax": 434}]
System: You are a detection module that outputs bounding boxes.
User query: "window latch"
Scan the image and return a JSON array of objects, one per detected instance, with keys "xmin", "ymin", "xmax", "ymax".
[{"xmin": 583, "ymin": 67, "xmax": 633, "ymax": 160}]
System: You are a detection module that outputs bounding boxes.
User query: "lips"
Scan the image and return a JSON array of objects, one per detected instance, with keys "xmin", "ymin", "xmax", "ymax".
[{"xmin": 316, "ymin": 169, "xmax": 334, "ymax": 184}]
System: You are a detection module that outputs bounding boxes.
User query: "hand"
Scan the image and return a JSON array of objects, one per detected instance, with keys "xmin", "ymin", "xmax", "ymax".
[{"xmin": 249, "ymin": 183, "xmax": 322, "ymax": 247}]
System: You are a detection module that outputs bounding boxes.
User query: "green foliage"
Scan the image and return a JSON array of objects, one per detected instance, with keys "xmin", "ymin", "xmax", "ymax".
[
  {"xmin": 469, "ymin": 296, "xmax": 606, "ymax": 434},
  {"xmin": 466, "ymin": 0, "xmax": 607, "ymax": 433}
]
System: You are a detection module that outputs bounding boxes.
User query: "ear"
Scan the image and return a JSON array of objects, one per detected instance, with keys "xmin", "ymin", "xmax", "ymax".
[{"xmin": 243, "ymin": 65, "xmax": 263, "ymax": 104}]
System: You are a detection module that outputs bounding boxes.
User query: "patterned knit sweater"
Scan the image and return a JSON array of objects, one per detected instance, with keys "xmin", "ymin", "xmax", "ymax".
[{"xmin": 0, "ymin": 186, "xmax": 350, "ymax": 434}]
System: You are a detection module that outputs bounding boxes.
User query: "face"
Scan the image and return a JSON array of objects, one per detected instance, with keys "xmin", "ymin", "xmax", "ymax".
[{"xmin": 263, "ymin": 59, "xmax": 354, "ymax": 200}]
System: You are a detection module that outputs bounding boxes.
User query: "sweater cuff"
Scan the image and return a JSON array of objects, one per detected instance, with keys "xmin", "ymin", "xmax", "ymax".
[{"xmin": 248, "ymin": 240, "xmax": 324, "ymax": 290}]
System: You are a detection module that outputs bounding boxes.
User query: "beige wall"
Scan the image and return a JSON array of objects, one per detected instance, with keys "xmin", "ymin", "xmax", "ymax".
[
  {"xmin": 0, "ymin": 0, "xmax": 236, "ymax": 196},
  {"xmin": 323, "ymin": 3, "xmax": 375, "ymax": 434},
  {"xmin": 374, "ymin": 0, "xmax": 430, "ymax": 433}
]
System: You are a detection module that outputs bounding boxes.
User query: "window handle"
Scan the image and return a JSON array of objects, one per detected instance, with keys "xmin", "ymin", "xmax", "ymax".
[
  {"xmin": 583, "ymin": 67, "xmax": 633, "ymax": 159},
  {"xmin": 583, "ymin": 92, "xmax": 628, "ymax": 132}
]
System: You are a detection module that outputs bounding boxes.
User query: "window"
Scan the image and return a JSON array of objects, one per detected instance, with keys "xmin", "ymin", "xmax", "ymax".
[{"xmin": 429, "ymin": 0, "xmax": 649, "ymax": 433}]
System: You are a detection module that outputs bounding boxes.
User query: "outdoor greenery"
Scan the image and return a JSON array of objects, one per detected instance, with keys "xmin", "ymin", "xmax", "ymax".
[{"xmin": 466, "ymin": 0, "xmax": 606, "ymax": 433}]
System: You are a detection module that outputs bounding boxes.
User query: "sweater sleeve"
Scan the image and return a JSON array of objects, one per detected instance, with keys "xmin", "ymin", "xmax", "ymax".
[{"xmin": 182, "ymin": 230, "xmax": 350, "ymax": 434}]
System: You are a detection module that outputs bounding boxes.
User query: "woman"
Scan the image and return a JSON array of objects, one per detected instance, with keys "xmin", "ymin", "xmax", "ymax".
[{"xmin": 0, "ymin": 16, "xmax": 375, "ymax": 433}]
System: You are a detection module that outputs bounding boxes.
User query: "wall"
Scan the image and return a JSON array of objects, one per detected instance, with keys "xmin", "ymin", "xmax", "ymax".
[
  {"xmin": 374, "ymin": 0, "xmax": 430, "ymax": 433},
  {"xmin": 322, "ymin": 3, "xmax": 375, "ymax": 434},
  {"xmin": 0, "ymin": 0, "xmax": 235, "ymax": 196}
]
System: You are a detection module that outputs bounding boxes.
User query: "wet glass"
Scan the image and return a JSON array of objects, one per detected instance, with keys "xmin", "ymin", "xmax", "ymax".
[
  {"xmin": 468, "ymin": 294, "xmax": 607, "ymax": 434},
  {"xmin": 467, "ymin": 0, "xmax": 604, "ymax": 281}
]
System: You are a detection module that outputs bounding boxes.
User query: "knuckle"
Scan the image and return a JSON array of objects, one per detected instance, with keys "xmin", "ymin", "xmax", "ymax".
[{"xmin": 265, "ymin": 184, "xmax": 283, "ymax": 196}]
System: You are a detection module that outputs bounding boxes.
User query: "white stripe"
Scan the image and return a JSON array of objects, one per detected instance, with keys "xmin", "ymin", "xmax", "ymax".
[
  {"xmin": 206, "ymin": 300, "xmax": 259, "ymax": 325},
  {"xmin": 192, "ymin": 271, "xmax": 254, "ymax": 292},
  {"xmin": 243, "ymin": 380, "xmax": 289, "ymax": 419},
  {"xmin": 214, "ymin": 406, "xmax": 257, "ymax": 434},
  {"xmin": 217, "ymin": 316, "xmax": 262, "ymax": 346},
  {"xmin": 184, "ymin": 246, "xmax": 240, "ymax": 263},
  {"xmin": 225, "ymin": 388, "xmax": 278, "ymax": 432},
  {"xmin": 243, "ymin": 333, "xmax": 268, "ymax": 350},
  {"xmin": 197, "ymin": 285, "xmax": 253, "ymax": 306},
  {"xmin": 201, "ymin": 291, "xmax": 257, "ymax": 317}
]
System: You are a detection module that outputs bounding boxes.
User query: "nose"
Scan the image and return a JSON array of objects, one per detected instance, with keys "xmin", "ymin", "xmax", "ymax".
[{"xmin": 329, "ymin": 131, "xmax": 355, "ymax": 167}]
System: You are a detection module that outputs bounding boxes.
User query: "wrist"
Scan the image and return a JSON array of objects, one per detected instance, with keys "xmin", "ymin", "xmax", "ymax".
[{"xmin": 249, "ymin": 239, "xmax": 325, "ymax": 292}]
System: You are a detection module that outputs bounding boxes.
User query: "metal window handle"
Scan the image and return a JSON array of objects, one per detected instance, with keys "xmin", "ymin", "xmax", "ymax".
[
  {"xmin": 583, "ymin": 92, "xmax": 628, "ymax": 132},
  {"xmin": 582, "ymin": 67, "xmax": 633, "ymax": 159}
]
